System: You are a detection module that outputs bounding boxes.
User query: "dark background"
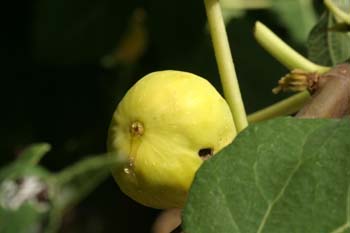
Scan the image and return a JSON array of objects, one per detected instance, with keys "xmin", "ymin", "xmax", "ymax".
[{"xmin": 1, "ymin": 0, "xmax": 322, "ymax": 232}]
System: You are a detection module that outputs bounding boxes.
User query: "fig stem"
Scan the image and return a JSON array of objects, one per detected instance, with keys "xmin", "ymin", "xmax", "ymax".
[
  {"xmin": 247, "ymin": 91, "xmax": 310, "ymax": 123},
  {"xmin": 253, "ymin": 21, "xmax": 330, "ymax": 73},
  {"xmin": 249, "ymin": 21, "xmax": 332, "ymax": 122},
  {"xmin": 204, "ymin": 0, "xmax": 248, "ymax": 132},
  {"xmin": 324, "ymin": 0, "xmax": 350, "ymax": 24}
]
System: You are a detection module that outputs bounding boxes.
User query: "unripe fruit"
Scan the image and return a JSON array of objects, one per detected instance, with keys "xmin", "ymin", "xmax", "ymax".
[{"xmin": 107, "ymin": 70, "xmax": 236, "ymax": 209}]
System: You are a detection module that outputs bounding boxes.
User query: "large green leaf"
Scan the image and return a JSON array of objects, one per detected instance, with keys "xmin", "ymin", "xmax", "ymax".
[
  {"xmin": 307, "ymin": 1, "xmax": 350, "ymax": 66},
  {"xmin": 183, "ymin": 117, "xmax": 350, "ymax": 233}
]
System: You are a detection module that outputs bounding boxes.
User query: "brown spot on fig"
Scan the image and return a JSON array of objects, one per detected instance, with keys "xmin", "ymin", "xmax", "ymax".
[{"xmin": 198, "ymin": 148, "xmax": 213, "ymax": 160}]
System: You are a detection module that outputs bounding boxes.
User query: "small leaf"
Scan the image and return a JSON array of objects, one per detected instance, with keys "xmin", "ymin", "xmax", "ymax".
[
  {"xmin": 307, "ymin": 1, "xmax": 350, "ymax": 66},
  {"xmin": 183, "ymin": 117, "xmax": 350, "ymax": 233},
  {"xmin": 17, "ymin": 143, "xmax": 51, "ymax": 165}
]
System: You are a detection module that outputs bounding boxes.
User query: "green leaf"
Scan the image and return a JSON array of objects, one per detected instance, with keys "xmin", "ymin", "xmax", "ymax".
[
  {"xmin": 0, "ymin": 143, "xmax": 51, "ymax": 181},
  {"xmin": 307, "ymin": 1, "xmax": 350, "ymax": 66},
  {"xmin": 17, "ymin": 143, "xmax": 51, "ymax": 165},
  {"xmin": 183, "ymin": 117, "xmax": 350, "ymax": 233}
]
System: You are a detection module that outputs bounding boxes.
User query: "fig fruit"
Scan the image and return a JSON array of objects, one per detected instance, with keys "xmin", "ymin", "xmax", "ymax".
[{"xmin": 107, "ymin": 70, "xmax": 236, "ymax": 209}]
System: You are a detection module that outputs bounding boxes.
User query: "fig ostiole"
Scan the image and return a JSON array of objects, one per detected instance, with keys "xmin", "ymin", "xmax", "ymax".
[{"xmin": 107, "ymin": 70, "xmax": 236, "ymax": 209}]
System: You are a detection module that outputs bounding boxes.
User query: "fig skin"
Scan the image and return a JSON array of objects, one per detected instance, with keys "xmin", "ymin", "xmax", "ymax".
[{"xmin": 108, "ymin": 70, "xmax": 236, "ymax": 209}]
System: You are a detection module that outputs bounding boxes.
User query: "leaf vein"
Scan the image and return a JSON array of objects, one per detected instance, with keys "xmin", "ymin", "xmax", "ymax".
[
  {"xmin": 253, "ymin": 160, "xmax": 269, "ymax": 204},
  {"xmin": 255, "ymin": 122, "xmax": 325, "ymax": 233},
  {"xmin": 256, "ymin": 157, "xmax": 302, "ymax": 233},
  {"xmin": 217, "ymin": 186, "xmax": 242, "ymax": 233}
]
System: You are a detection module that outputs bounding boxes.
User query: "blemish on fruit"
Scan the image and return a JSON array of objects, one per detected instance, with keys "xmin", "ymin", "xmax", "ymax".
[
  {"xmin": 198, "ymin": 148, "xmax": 213, "ymax": 160},
  {"xmin": 130, "ymin": 121, "xmax": 144, "ymax": 136}
]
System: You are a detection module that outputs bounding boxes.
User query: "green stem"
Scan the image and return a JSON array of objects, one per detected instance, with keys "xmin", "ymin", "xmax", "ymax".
[
  {"xmin": 247, "ymin": 91, "xmax": 310, "ymax": 123},
  {"xmin": 324, "ymin": 0, "xmax": 350, "ymax": 24},
  {"xmin": 54, "ymin": 154, "xmax": 126, "ymax": 208},
  {"xmin": 204, "ymin": 0, "xmax": 248, "ymax": 132},
  {"xmin": 251, "ymin": 21, "xmax": 331, "ymax": 121},
  {"xmin": 254, "ymin": 21, "xmax": 330, "ymax": 73}
]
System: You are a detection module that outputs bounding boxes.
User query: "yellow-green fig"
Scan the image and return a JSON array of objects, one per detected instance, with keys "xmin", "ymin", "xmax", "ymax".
[{"xmin": 107, "ymin": 70, "xmax": 236, "ymax": 209}]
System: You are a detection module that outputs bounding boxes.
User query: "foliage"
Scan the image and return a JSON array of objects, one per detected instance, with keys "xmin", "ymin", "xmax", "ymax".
[
  {"xmin": 0, "ymin": 144, "xmax": 122, "ymax": 233},
  {"xmin": 3, "ymin": 0, "xmax": 350, "ymax": 232},
  {"xmin": 308, "ymin": 0, "xmax": 350, "ymax": 65},
  {"xmin": 183, "ymin": 117, "xmax": 350, "ymax": 232},
  {"xmin": 182, "ymin": 1, "xmax": 350, "ymax": 231}
]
